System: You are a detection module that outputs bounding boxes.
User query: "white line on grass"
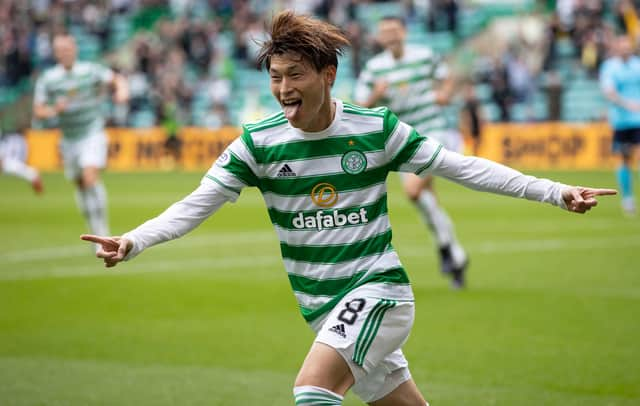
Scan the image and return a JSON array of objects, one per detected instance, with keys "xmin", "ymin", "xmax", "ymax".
[
  {"xmin": 0, "ymin": 230, "xmax": 277, "ymax": 264},
  {"xmin": 0, "ymin": 254, "xmax": 282, "ymax": 281},
  {"xmin": 397, "ymin": 236, "xmax": 640, "ymax": 256},
  {"xmin": 0, "ymin": 235, "xmax": 638, "ymax": 281}
]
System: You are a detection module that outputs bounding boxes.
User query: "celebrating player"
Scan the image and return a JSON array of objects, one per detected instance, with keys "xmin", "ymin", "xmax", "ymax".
[{"xmin": 82, "ymin": 12, "xmax": 615, "ymax": 406}]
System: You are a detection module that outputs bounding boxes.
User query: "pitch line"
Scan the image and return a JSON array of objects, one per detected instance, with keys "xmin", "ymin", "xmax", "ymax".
[{"xmin": 0, "ymin": 235, "xmax": 637, "ymax": 281}]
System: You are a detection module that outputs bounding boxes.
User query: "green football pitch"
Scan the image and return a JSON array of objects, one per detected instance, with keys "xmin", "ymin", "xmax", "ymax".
[{"xmin": 0, "ymin": 170, "xmax": 638, "ymax": 405}]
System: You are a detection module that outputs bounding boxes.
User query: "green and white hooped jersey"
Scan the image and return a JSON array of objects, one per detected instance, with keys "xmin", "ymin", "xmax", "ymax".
[
  {"xmin": 354, "ymin": 44, "xmax": 448, "ymax": 135},
  {"xmin": 33, "ymin": 62, "xmax": 113, "ymax": 140},
  {"xmin": 206, "ymin": 100, "xmax": 443, "ymax": 322}
]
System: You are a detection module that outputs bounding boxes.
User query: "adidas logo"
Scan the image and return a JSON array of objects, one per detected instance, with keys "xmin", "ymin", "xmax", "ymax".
[
  {"xmin": 328, "ymin": 323, "xmax": 346, "ymax": 338},
  {"xmin": 277, "ymin": 164, "xmax": 296, "ymax": 177}
]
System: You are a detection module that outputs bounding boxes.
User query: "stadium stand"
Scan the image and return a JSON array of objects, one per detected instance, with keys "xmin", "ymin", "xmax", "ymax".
[{"xmin": 0, "ymin": 0, "xmax": 638, "ymax": 132}]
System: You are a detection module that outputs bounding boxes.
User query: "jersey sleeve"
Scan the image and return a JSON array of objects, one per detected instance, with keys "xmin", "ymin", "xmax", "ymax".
[
  {"xmin": 353, "ymin": 63, "xmax": 375, "ymax": 105},
  {"xmin": 432, "ymin": 54, "xmax": 448, "ymax": 81},
  {"xmin": 383, "ymin": 109, "xmax": 443, "ymax": 175},
  {"xmin": 33, "ymin": 75, "xmax": 49, "ymax": 105},
  {"xmin": 430, "ymin": 148, "xmax": 569, "ymax": 208},
  {"xmin": 94, "ymin": 63, "xmax": 114, "ymax": 85},
  {"xmin": 122, "ymin": 180, "xmax": 234, "ymax": 260},
  {"xmin": 202, "ymin": 127, "xmax": 261, "ymax": 201}
]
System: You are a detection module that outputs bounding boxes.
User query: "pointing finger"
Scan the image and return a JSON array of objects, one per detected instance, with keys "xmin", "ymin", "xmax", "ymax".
[
  {"xmin": 591, "ymin": 188, "xmax": 617, "ymax": 196},
  {"xmin": 80, "ymin": 234, "xmax": 108, "ymax": 244}
]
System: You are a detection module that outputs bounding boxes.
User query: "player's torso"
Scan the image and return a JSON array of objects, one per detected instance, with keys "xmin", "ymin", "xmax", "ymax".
[
  {"xmin": 610, "ymin": 58, "xmax": 640, "ymax": 100},
  {"xmin": 241, "ymin": 103, "xmax": 412, "ymax": 322},
  {"xmin": 250, "ymin": 104, "xmax": 393, "ymax": 249},
  {"xmin": 43, "ymin": 64, "xmax": 106, "ymax": 137},
  {"xmin": 368, "ymin": 46, "xmax": 445, "ymax": 131}
]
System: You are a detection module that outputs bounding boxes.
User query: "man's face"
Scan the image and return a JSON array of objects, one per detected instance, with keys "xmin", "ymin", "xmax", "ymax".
[
  {"xmin": 269, "ymin": 53, "xmax": 336, "ymax": 132},
  {"xmin": 53, "ymin": 36, "xmax": 77, "ymax": 69},
  {"xmin": 377, "ymin": 19, "xmax": 406, "ymax": 55},
  {"xmin": 617, "ymin": 37, "xmax": 633, "ymax": 60}
]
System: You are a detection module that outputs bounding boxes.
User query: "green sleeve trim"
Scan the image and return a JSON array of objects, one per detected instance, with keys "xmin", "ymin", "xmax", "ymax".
[
  {"xmin": 416, "ymin": 143, "xmax": 443, "ymax": 175},
  {"xmin": 204, "ymin": 174, "xmax": 241, "ymax": 195}
]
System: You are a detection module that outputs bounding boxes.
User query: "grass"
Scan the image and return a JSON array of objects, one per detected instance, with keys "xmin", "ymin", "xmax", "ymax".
[{"xmin": 0, "ymin": 170, "xmax": 638, "ymax": 405}]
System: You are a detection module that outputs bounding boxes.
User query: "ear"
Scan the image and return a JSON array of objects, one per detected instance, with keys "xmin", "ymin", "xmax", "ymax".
[{"xmin": 324, "ymin": 65, "xmax": 337, "ymax": 87}]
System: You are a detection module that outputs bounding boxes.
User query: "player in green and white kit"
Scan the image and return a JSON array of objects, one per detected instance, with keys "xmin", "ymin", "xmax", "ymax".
[
  {"xmin": 81, "ymin": 12, "xmax": 615, "ymax": 406},
  {"xmin": 354, "ymin": 16, "xmax": 468, "ymax": 287},
  {"xmin": 33, "ymin": 34, "xmax": 128, "ymax": 242}
]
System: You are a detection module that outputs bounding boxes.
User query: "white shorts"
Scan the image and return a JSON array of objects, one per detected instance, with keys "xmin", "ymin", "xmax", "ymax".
[
  {"xmin": 0, "ymin": 133, "xmax": 28, "ymax": 161},
  {"xmin": 60, "ymin": 131, "xmax": 108, "ymax": 180},
  {"xmin": 312, "ymin": 283, "xmax": 415, "ymax": 403},
  {"xmin": 428, "ymin": 129, "xmax": 463, "ymax": 153}
]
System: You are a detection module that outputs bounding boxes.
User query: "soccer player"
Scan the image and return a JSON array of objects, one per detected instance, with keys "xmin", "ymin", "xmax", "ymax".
[
  {"xmin": 33, "ymin": 34, "xmax": 128, "ymax": 240},
  {"xmin": 82, "ymin": 12, "xmax": 615, "ymax": 406},
  {"xmin": 0, "ymin": 131, "xmax": 43, "ymax": 194},
  {"xmin": 354, "ymin": 16, "xmax": 469, "ymax": 288},
  {"xmin": 599, "ymin": 35, "xmax": 640, "ymax": 216}
]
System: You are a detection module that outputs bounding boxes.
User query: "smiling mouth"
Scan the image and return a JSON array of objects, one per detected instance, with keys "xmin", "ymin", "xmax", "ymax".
[{"xmin": 282, "ymin": 99, "xmax": 302, "ymax": 119}]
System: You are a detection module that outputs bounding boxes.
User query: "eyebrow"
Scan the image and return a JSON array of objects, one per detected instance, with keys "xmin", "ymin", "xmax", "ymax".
[{"xmin": 269, "ymin": 64, "xmax": 305, "ymax": 74}]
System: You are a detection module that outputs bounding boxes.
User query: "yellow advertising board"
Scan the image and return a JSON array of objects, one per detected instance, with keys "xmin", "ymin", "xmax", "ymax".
[
  {"xmin": 476, "ymin": 122, "xmax": 617, "ymax": 169},
  {"xmin": 26, "ymin": 127, "xmax": 240, "ymax": 171},
  {"xmin": 26, "ymin": 123, "xmax": 615, "ymax": 171}
]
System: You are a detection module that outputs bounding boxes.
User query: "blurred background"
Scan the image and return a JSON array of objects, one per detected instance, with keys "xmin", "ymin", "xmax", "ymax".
[
  {"xmin": 0, "ymin": 0, "xmax": 636, "ymax": 148},
  {"xmin": 0, "ymin": 1, "xmax": 639, "ymax": 405}
]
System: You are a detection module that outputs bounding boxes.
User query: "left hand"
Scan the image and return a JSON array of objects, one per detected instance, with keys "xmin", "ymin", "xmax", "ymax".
[
  {"xmin": 80, "ymin": 234, "xmax": 132, "ymax": 267},
  {"xmin": 562, "ymin": 187, "xmax": 617, "ymax": 213}
]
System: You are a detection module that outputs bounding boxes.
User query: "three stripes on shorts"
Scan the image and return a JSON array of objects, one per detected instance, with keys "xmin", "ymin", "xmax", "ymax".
[
  {"xmin": 353, "ymin": 299, "xmax": 397, "ymax": 367},
  {"xmin": 293, "ymin": 299, "xmax": 398, "ymax": 405}
]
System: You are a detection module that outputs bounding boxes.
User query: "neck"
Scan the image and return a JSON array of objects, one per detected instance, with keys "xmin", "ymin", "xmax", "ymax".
[
  {"xmin": 391, "ymin": 46, "xmax": 404, "ymax": 60},
  {"xmin": 305, "ymin": 99, "xmax": 335, "ymax": 132}
]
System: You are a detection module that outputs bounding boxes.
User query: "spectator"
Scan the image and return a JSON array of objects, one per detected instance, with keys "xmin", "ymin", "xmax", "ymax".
[
  {"xmin": 427, "ymin": 0, "xmax": 458, "ymax": 35},
  {"xmin": 542, "ymin": 70, "xmax": 564, "ymax": 121},
  {"xmin": 460, "ymin": 81, "xmax": 485, "ymax": 155},
  {"xmin": 203, "ymin": 102, "xmax": 231, "ymax": 129},
  {"xmin": 489, "ymin": 56, "xmax": 512, "ymax": 122}
]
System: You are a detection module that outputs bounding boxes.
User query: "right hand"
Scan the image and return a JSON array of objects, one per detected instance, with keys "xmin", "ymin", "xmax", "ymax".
[
  {"xmin": 54, "ymin": 97, "xmax": 68, "ymax": 114},
  {"xmin": 561, "ymin": 187, "xmax": 617, "ymax": 213},
  {"xmin": 80, "ymin": 234, "xmax": 132, "ymax": 268},
  {"xmin": 372, "ymin": 80, "xmax": 389, "ymax": 100}
]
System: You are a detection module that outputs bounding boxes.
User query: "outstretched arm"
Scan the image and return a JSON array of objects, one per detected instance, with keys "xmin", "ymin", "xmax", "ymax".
[
  {"xmin": 81, "ymin": 180, "xmax": 234, "ymax": 267},
  {"xmin": 428, "ymin": 148, "xmax": 616, "ymax": 213}
]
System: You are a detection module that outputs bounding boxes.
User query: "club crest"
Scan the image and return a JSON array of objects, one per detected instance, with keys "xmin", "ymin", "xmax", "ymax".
[{"xmin": 341, "ymin": 150, "xmax": 367, "ymax": 175}]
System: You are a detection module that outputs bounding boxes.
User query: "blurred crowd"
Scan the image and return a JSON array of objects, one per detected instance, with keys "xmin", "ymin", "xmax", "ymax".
[
  {"xmin": 1, "ymin": 0, "xmax": 639, "ymax": 128},
  {"xmin": 0, "ymin": 0, "xmax": 380, "ymax": 129},
  {"xmin": 471, "ymin": 0, "xmax": 640, "ymax": 122}
]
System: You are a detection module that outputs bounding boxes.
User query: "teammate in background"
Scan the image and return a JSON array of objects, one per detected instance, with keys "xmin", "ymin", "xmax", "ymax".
[
  {"xmin": 599, "ymin": 35, "xmax": 640, "ymax": 216},
  {"xmin": 82, "ymin": 12, "xmax": 615, "ymax": 406},
  {"xmin": 354, "ymin": 16, "xmax": 468, "ymax": 287},
  {"xmin": 0, "ymin": 130, "xmax": 43, "ymax": 194},
  {"xmin": 33, "ymin": 34, "xmax": 128, "ymax": 241}
]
